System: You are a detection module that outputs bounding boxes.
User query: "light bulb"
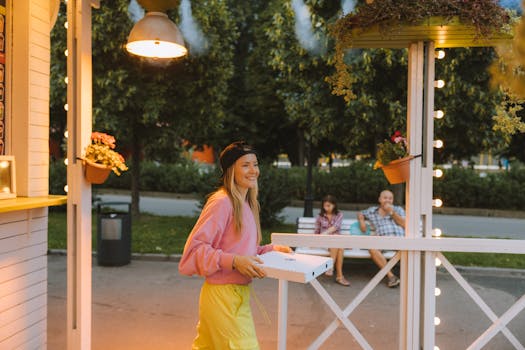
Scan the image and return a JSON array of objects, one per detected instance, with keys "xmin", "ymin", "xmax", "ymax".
[
  {"xmin": 64, "ymin": 158, "xmax": 68, "ymax": 166},
  {"xmin": 435, "ymin": 50, "xmax": 445, "ymax": 59},
  {"xmin": 64, "ymin": 76, "xmax": 68, "ymax": 84},
  {"xmin": 435, "ymin": 258, "xmax": 442, "ymax": 266},
  {"xmin": 64, "ymin": 130, "xmax": 68, "ymax": 138},
  {"xmin": 64, "ymin": 185, "xmax": 68, "ymax": 193},
  {"xmin": 433, "ymin": 199, "xmax": 443, "ymax": 208},
  {"xmin": 433, "ymin": 169, "xmax": 443, "ymax": 178},
  {"xmin": 435, "ymin": 287, "xmax": 441, "ymax": 296},
  {"xmin": 434, "ymin": 316, "xmax": 441, "ymax": 325},
  {"xmin": 434, "ymin": 80, "xmax": 445, "ymax": 88},
  {"xmin": 433, "ymin": 140, "xmax": 444, "ymax": 148},
  {"xmin": 64, "ymin": 22, "xmax": 69, "ymax": 29},
  {"xmin": 434, "ymin": 110, "xmax": 444, "ymax": 119},
  {"xmin": 432, "ymin": 228, "xmax": 442, "ymax": 237},
  {"xmin": 64, "ymin": 104, "xmax": 69, "ymax": 111},
  {"xmin": 64, "ymin": 49, "xmax": 68, "ymax": 57}
]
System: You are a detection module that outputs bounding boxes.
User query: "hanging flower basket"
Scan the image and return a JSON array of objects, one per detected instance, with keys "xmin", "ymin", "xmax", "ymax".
[
  {"xmin": 378, "ymin": 155, "xmax": 414, "ymax": 184},
  {"xmin": 83, "ymin": 159, "xmax": 112, "ymax": 184}
]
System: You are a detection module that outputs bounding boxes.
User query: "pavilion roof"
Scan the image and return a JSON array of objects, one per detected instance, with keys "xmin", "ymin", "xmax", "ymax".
[{"xmin": 349, "ymin": 17, "xmax": 513, "ymax": 49}]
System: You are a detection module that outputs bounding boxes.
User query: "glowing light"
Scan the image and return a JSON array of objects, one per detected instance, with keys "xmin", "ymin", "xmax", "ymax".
[
  {"xmin": 433, "ymin": 199, "xmax": 443, "ymax": 208},
  {"xmin": 64, "ymin": 21, "xmax": 68, "ymax": 29},
  {"xmin": 434, "ymin": 110, "xmax": 445, "ymax": 119},
  {"xmin": 64, "ymin": 49, "xmax": 68, "ymax": 57},
  {"xmin": 126, "ymin": 12, "xmax": 187, "ymax": 59},
  {"xmin": 434, "ymin": 346, "xmax": 440, "ymax": 350},
  {"xmin": 435, "ymin": 287, "xmax": 442, "ymax": 296},
  {"xmin": 435, "ymin": 50, "xmax": 445, "ymax": 59},
  {"xmin": 64, "ymin": 130, "xmax": 68, "ymax": 138},
  {"xmin": 64, "ymin": 158, "xmax": 68, "ymax": 166},
  {"xmin": 435, "ymin": 258, "xmax": 442, "ymax": 266},
  {"xmin": 64, "ymin": 104, "xmax": 69, "ymax": 111},
  {"xmin": 64, "ymin": 76, "xmax": 68, "ymax": 84},
  {"xmin": 1, "ymin": 186, "xmax": 9, "ymax": 193},
  {"xmin": 0, "ymin": 161, "xmax": 9, "ymax": 168},
  {"xmin": 433, "ymin": 140, "xmax": 444, "ymax": 148},
  {"xmin": 434, "ymin": 80, "xmax": 445, "ymax": 88},
  {"xmin": 64, "ymin": 185, "xmax": 69, "ymax": 193},
  {"xmin": 432, "ymin": 228, "xmax": 442, "ymax": 237},
  {"xmin": 434, "ymin": 317, "xmax": 441, "ymax": 325}
]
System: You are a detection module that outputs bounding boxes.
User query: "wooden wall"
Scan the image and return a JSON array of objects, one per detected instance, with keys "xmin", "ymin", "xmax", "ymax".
[{"xmin": 1, "ymin": 0, "xmax": 51, "ymax": 348}]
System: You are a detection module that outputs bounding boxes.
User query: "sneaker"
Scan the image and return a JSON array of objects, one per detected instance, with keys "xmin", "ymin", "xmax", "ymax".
[{"xmin": 387, "ymin": 276, "xmax": 400, "ymax": 288}]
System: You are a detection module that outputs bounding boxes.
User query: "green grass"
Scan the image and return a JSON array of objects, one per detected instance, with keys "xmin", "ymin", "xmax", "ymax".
[
  {"xmin": 48, "ymin": 211, "xmax": 295, "ymax": 255},
  {"xmin": 48, "ymin": 212, "xmax": 525, "ymax": 269},
  {"xmin": 443, "ymin": 252, "xmax": 525, "ymax": 269}
]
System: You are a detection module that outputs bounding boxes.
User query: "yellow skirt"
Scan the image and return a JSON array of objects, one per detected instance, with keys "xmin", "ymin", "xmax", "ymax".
[{"xmin": 192, "ymin": 282, "xmax": 260, "ymax": 350}]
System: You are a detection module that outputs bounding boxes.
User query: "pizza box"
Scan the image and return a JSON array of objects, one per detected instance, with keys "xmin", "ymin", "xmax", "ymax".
[{"xmin": 258, "ymin": 251, "xmax": 333, "ymax": 284}]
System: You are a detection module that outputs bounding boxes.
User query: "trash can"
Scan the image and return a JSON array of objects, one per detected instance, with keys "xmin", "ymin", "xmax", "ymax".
[{"xmin": 97, "ymin": 202, "xmax": 132, "ymax": 266}]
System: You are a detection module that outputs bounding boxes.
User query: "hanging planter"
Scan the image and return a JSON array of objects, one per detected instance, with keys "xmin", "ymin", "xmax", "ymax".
[
  {"xmin": 377, "ymin": 155, "xmax": 414, "ymax": 184},
  {"xmin": 83, "ymin": 159, "xmax": 112, "ymax": 184}
]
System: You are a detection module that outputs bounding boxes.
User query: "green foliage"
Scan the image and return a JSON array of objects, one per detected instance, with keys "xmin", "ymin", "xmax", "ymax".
[
  {"xmin": 257, "ymin": 165, "xmax": 293, "ymax": 226},
  {"xmin": 49, "ymin": 159, "xmax": 67, "ymax": 195},
  {"xmin": 433, "ymin": 165, "xmax": 525, "ymax": 210},
  {"xmin": 330, "ymin": 0, "xmax": 510, "ymax": 100}
]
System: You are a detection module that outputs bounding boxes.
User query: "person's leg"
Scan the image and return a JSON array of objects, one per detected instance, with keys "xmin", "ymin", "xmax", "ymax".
[
  {"xmin": 326, "ymin": 248, "xmax": 337, "ymax": 276},
  {"xmin": 334, "ymin": 248, "xmax": 350, "ymax": 286},
  {"xmin": 193, "ymin": 282, "xmax": 260, "ymax": 350},
  {"xmin": 369, "ymin": 249, "xmax": 394, "ymax": 279}
]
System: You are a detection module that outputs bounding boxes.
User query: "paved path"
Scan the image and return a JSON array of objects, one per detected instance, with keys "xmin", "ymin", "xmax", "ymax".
[
  {"xmin": 47, "ymin": 255, "xmax": 525, "ymax": 350},
  {"xmin": 96, "ymin": 194, "xmax": 525, "ymax": 239}
]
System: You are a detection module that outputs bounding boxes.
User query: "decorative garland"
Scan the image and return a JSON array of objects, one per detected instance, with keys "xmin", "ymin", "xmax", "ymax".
[{"xmin": 328, "ymin": 0, "xmax": 512, "ymax": 102}]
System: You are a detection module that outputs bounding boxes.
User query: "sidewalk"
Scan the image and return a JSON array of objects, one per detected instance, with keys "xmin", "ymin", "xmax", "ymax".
[{"xmin": 47, "ymin": 255, "xmax": 525, "ymax": 350}]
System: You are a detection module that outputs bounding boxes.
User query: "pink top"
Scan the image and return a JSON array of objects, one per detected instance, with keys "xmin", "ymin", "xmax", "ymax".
[{"xmin": 178, "ymin": 190, "xmax": 273, "ymax": 285}]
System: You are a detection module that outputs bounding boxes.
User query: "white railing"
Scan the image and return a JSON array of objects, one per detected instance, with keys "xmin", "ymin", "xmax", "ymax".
[{"xmin": 271, "ymin": 234, "xmax": 525, "ymax": 350}]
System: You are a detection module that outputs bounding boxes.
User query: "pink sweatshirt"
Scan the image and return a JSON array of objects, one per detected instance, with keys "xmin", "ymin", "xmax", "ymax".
[{"xmin": 178, "ymin": 190, "xmax": 273, "ymax": 285}]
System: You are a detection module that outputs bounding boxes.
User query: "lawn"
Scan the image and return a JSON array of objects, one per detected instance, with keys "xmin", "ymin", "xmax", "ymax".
[
  {"xmin": 48, "ymin": 211, "xmax": 295, "ymax": 255},
  {"xmin": 48, "ymin": 212, "xmax": 525, "ymax": 269}
]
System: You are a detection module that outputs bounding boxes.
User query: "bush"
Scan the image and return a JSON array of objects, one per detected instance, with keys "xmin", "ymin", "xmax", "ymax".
[
  {"xmin": 49, "ymin": 158, "xmax": 525, "ymax": 212},
  {"xmin": 433, "ymin": 165, "xmax": 525, "ymax": 210}
]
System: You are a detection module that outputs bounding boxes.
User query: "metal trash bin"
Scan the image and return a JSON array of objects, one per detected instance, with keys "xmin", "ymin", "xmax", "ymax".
[{"xmin": 97, "ymin": 202, "xmax": 132, "ymax": 266}]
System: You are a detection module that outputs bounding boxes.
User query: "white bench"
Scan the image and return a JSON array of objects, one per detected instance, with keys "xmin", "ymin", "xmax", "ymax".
[{"xmin": 293, "ymin": 217, "xmax": 396, "ymax": 259}]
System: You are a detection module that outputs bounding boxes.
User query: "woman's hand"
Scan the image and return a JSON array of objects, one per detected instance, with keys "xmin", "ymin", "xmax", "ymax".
[
  {"xmin": 273, "ymin": 245, "xmax": 293, "ymax": 253},
  {"xmin": 232, "ymin": 255, "xmax": 266, "ymax": 278}
]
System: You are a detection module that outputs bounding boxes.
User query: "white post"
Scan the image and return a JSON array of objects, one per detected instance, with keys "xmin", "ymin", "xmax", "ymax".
[
  {"xmin": 422, "ymin": 41, "xmax": 437, "ymax": 350},
  {"xmin": 66, "ymin": 1, "xmax": 94, "ymax": 349},
  {"xmin": 277, "ymin": 279, "xmax": 289, "ymax": 350},
  {"xmin": 402, "ymin": 41, "xmax": 424, "ymax": 350}
]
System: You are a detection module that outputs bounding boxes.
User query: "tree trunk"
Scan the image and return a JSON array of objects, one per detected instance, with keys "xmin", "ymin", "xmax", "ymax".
[
  {"xmin": 130, "ymin": 124, "xmax": 141, "ymax": 217},
  {"xmin": 303, "ymin": 139, "xmax": 314, "ymax": 217}
]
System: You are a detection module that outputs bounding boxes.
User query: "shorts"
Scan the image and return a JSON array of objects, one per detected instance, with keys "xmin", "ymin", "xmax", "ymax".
[{"xmin": 192, "ymin": 282, "xmax": 260, "ymax": 350}]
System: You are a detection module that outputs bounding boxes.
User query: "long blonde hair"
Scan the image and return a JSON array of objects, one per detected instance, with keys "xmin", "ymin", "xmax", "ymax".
[{"xmin": 221, "ymin": 165, "xmax": 262, "ymax": 243}]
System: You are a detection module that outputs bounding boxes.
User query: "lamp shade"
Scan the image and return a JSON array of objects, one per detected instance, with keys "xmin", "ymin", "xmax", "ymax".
[{"xmin": 126, "ymin": 12, "xmax": 187, "ymax": 59}]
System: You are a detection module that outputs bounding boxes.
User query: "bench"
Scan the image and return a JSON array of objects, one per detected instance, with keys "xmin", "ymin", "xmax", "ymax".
[{"xmin": 293, "ymin": 217, "xmax": 396, "ymax": 259}]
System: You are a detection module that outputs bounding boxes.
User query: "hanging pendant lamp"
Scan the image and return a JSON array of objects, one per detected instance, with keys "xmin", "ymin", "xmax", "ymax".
[{"xmin": 126, "ymin": 0, "xmax": 187, "ymax": 59}]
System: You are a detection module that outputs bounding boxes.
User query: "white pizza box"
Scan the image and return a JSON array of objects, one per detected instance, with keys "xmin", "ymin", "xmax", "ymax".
[{"xmin": 258, "ymin": 251, "xmax": 333, "ymax": 284}]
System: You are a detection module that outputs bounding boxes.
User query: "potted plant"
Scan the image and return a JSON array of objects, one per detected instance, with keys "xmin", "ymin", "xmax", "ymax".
[
  {"xmin": 374, "ymin": 131, "xmax": 412, "ymax": 184},
  {"xmin": 83, "ymin": 132, "xmax": 128, "ymax": 184}
]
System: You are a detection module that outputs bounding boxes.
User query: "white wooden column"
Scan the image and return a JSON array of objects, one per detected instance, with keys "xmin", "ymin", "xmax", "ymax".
[
  {"xmin": 66, "ymin": 1, "xmax": 98, "ymax": 349},
  {"xmin": 421, "ymin": 41, "xmax": 438, "ymax": 350},
  {"xmin": 401, "ymin": 41, "xmax": 424, "ymax": 350}
]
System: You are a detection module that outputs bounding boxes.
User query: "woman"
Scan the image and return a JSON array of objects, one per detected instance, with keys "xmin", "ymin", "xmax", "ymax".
[
  {"xmin": 314, "ymin": 195, "xmax": 350, "ymax": 286},
  {"xmin": 179, "ymin": 141, "xmax": 290, "ymax": 350}
]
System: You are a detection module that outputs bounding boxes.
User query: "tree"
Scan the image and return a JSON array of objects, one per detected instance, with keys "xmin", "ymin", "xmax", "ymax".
[{"xmin": 51, "ymin": 0, "xmax": 239, "ymax": 215}]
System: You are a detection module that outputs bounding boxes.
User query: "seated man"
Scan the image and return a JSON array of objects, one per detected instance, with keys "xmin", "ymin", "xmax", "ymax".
[{"xmin": 357, "ymin": 190, "xmax": 404, "ymax": 288}]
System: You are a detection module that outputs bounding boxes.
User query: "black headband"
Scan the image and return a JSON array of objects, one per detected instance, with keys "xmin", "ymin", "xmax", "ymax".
[{"xmin": 219, "ymin": 141, "xmax": 257, "ymax": 174}]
